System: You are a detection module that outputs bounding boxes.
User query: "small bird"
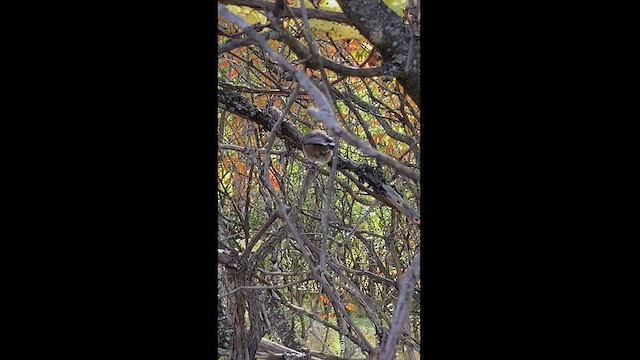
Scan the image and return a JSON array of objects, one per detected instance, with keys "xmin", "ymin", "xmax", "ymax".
[{"xmin": 302, "ymin": 129, "xmax": 335, "ymax": 165}]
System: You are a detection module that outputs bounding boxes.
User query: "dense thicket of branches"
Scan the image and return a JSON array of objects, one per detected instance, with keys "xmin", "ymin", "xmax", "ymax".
[{"xmin": 217, "ymin": 1, "xmax": 421, "ymax": 359}]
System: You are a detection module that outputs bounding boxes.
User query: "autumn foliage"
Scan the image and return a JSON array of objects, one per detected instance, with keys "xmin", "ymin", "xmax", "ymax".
[{"xmin": 218, "ymin": 1, "xmax": 420, "ymax": 359}]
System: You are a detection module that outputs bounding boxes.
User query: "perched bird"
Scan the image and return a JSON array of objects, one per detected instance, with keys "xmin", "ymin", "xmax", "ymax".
[{"xmin": 302, "ymin": 129, "xmax": 335, "ymax": 165}]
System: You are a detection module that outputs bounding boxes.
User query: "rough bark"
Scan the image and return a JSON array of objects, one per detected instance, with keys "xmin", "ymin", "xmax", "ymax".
[
  {"xmin": 334, "ymin": 0, "xmax": 420, "ymax": 108},
  {"xmin": 264, "ymin": 292, "xmax": 303, "ymax": 351},
  {"xmin": 229, "ymin": 267, "xmax": 249, "ymax": 359}
]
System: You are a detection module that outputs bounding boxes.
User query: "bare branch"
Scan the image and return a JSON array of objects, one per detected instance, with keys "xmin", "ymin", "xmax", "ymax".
[
  {"xmin": 379, "ymin": 251, "xmax": 420, "ymax": 360},
  {"xmin": 217, "ymin": 6, "xmax": 422, "ymax": 356},
  {"xmin": 217, "ymin": 89, "xmax": 420, "ymax": 223},
  {"xmin": 307, "ymin": 107, "xmax": 420, "ymax": 183},
  {"xmin": 335, "ymin": 0, "xmax": 420, "ymax": 108},
  {"xmin": 218, "ymin": 29, "xmax": 282, "ymax": 55},
  {"xmin": 271, "ymin": 16, "xmax": 396, "ymax": 78},
  {"xmin": 218, "ymin": 0, "xmax": 350, "ymax": 24},
  {"xmin": 218, "ymin": 276, "xmax": 314, "ymax": 299}
]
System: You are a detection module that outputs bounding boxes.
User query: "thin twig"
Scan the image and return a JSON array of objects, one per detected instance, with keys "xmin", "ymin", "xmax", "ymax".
[
  {"xmin": 218, "ymin": 276, "xmax": 314, "ymax": 299},
  {"xmin": 262, "ymin": 86, "xmax": 301, "ymax": 195}
]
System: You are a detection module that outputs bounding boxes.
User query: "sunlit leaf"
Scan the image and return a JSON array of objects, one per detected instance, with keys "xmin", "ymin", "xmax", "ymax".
[
  {"xmin": 227, "ymin": 5, "xmax": 268, "ymax": 25},
  {"xmin": 382, "ymin": 0, "xmax": 408, "ymax": 17},
  {"xmin": 309, "ymin": 19, "xmax": 364, "ymax": 41}
]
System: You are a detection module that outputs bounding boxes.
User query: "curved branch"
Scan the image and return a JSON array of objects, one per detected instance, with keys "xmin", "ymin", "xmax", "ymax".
[
  {"xmin": 308, "ymin": 106, "xmax": 420, "ymax": 184},
  {"xmin": 334, "ymin": 86, "xmax": 417, "ymax": 149},
  {"xmin": 217, "ymin": 89, "xmax": 420, "ymax": 224},
  {"xmin": 220, "ymin": 4, "xmax": 419, "ymax": 184},
  {"xmin": 218, "ymin": 0, "xmax": 350, "ymax": 24},
  {"xmin": 335, "ymin": 0, "xmax": 420, "ymax": 108},
  {"xmin": 380, "ymin": 251, "xmax": 420, "ymax": 360},
  {"xmin": 273, "ymin": 17, "xmax": 396, "ymax": 78},
  {"xmin": 218, "ymin": 30, "xmax": 282, "ymax": 55}
]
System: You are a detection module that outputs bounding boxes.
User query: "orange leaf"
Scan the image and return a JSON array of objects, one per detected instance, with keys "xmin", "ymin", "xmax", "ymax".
[
  {"xmin": 349, "ymin": 40, "xmax": 360, "ymax": 52},
  {"xmin": 269, "ymin": 170, "xmax": 280, "ymax": 191},
  {"xmin": 320, "ymin": 294, "xmax": 330, "ymax": 305},
  {"xmin": 236, "ymin": 161, "xmax": 246, "ymax": 174},
  {"xmin": 345, "ymin": 303, "xmax": 357, "ymax": 311},
  {"xmin": 320, "ymin": 313, "xmax": 336, "ymax": 320}
]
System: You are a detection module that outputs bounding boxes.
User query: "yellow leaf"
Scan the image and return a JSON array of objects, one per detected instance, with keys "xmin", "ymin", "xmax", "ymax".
[
  {"xmin": 382, "ymin": 0, "xmax": 408, "ymax": 17},
  {"xmin": 221, "ymin": 172, "xmax": 232, "ymax": 186},
  {"xmin": 318, "ymin": 0, "xmax": 339, "ymax": 11},
  {"xmin": 227, "ymin": 5, "xmax": 268, "ymax": 25},
  {"xmin": 308, "ymin": 19, "xmax": 364, "ymax": 41}
]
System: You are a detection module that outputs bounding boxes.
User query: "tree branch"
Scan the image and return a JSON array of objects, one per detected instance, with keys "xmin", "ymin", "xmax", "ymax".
[
  {"xmin": 334, "ymin": 0, "xmax": 420, "ymax": 108},
  {"xmin": 379, "ymin": 251, "xmax": 420, "ymax": 360},
  {"xmin": 217, "ymin": 89, "xmax": 420, "ymax": 224},
  {"xmin": 269, "ymin": 14, "xmax": 395, "ymax": 78},
  {"xmin": 218, "ymin": 0, "xmax": 350, "ymax": 24},
  {"xmin": 218, "ymin": 30, "xmax": 282, "ymax": 55}
]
